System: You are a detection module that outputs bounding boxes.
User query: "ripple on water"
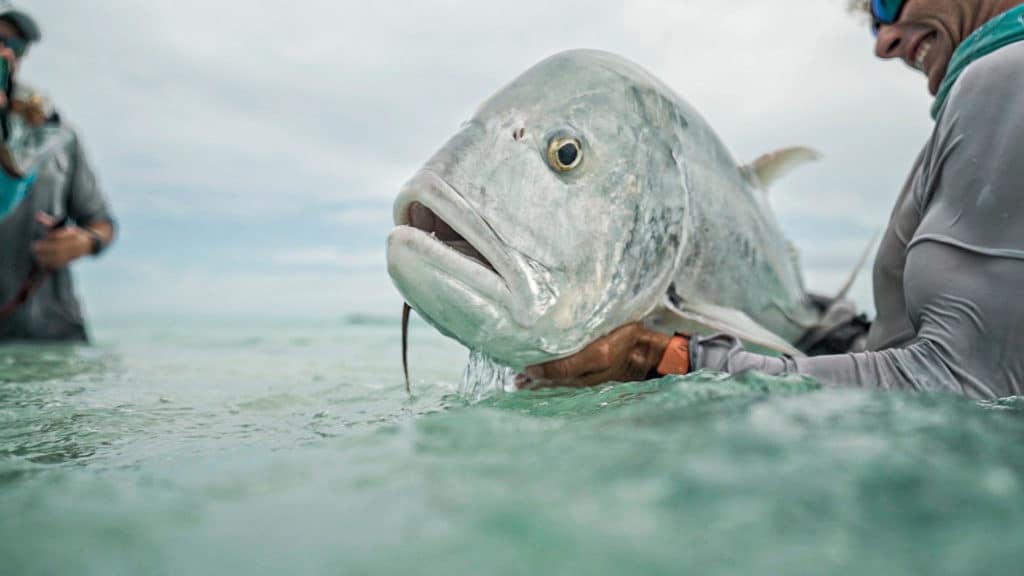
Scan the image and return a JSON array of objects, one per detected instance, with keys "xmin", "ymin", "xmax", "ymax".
[{"xmin": 1, "ymin": 323, "xmax": 1023, "ymax": 575}]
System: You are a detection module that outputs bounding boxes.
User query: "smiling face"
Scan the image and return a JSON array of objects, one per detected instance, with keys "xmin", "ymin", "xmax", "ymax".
[{"xmin": 873, "ymin": 0, "xmax": 1020, "ymax": 94}]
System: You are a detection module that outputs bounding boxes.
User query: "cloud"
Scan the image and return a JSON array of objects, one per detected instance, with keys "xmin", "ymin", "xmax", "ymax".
[
  {"xmin": 25, "ymin": 0, "xmax": 931, "ymax": 218},
  {"xmin": 78, "ymin": 261, "xmax": 398, "ymax": 320},
  {"xmin": 272, "ymin": 248, "xmax": 384, "ymax": 269},
  {"xmin": 21, "ymin": 0, "xmax": 934, "ymax": 317},
  {"xmin": 324, "ymin": 207, "xmax": 394, "ymax": 226}
]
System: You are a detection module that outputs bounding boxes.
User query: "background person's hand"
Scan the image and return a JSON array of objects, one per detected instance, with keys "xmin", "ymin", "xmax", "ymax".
[
  {"xmin": 31, "ymin": 212, "xmax": 92, "ymax": 270},
  {"xmin": 519, "ymin": 322, "xmax": 674, "ymax": 389}
]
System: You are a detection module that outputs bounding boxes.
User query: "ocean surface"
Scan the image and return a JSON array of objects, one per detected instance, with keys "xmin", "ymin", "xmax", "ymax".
[{"xmin": 1, "ymin": 318, "xmax": 1022, "ymax": 575}]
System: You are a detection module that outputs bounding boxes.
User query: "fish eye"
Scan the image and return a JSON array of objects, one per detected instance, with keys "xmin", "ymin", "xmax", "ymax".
[{"xmin": 547, "ymin": 137, "xmax": 583, "ymax": 172}]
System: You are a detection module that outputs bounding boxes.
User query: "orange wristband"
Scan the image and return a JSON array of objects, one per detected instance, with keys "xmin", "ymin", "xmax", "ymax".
[{"xmin": 656, "ymin": 335, "xmax": 691, "ymax": 376}]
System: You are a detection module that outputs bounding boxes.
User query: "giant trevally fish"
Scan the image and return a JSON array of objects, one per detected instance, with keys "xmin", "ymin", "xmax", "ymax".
[{"xmin": 387, "ymin": 49, "xmax": 828, "ymax": 377}]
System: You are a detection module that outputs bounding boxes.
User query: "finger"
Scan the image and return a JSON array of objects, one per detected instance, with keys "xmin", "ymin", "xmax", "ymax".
[
  {"xmin": 515, "ymin": 374, "xmax": 543, "ymax": 391},
  {"xmin": 530, "ymin": 368, "xmax": 615, "ymax": 390},
  {"xmin": 517, "ymin": 376, "xmax": 566, "ymax": 391},
  {"xmin": 46, "ymin": 227, "xmax": 76, "ymax": 240},
  {"xmin": 521, "ymin": 379, "xmax": 561, "ymax": 391},
  {"xmin": 31, "ymin": 247, "xmax": 58, "ymax": 269},
  {"xmin": 34, "ymin": 245, "xmax": 69, "ymax": 270},
  {"xmin": 523, "ymin": 322, "xmax": 648, "ymax": 382},
  {"xmin": 528, "ymin": 332, "xmax": 626, "ymax": 380},
  {"xmin": 526, "ymin": 351, "xmax": 598, "ymax": 381},
  {"xmin": 625, "ymin": 348, "xmax": 654, "ymax": 382},
  {"xmin": 35, "ymin": 212, "xmax": 57, "ymax": 228},
  {"xmin": 37, "ymin": 233, "xmax": 68, "ymax": 247},
  {"xmin": 514, "ymin": 374, "xmax": 531, "ymax": 390},
  {"xmin": 33, "ymin": 238, "xmax": 70, "ymax": 255},
  {"xmin": 32, "ymin": 241, "xmax": 56, "ymax": 259}
]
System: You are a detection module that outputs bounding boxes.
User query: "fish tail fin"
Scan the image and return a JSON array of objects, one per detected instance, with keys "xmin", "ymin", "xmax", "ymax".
[{"xmin": 742, "ymin": 146, "xmax": 822, "ymax": 190}]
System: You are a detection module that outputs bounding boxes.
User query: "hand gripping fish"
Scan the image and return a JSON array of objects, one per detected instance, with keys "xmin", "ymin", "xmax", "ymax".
[{"xmin": 389, "ymin": 50, "xmax": 830, "ymax": 389}]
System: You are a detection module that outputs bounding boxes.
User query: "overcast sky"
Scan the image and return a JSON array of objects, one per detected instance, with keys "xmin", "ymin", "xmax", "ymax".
[{"xmin": 19, "ymin": 0, "xmax": 935, "ymax": 320}]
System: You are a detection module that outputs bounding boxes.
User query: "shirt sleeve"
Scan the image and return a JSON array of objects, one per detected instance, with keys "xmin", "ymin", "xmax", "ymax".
[
  {"xmin": 694, "ymin": 242, "xmax": 1024, "ymax": 399},
  {"xmin": 65, "ymin": 131, "xmax": 114, "ymax": 227},
  {"xmin": 691, "ymin": 47, "xmax": 1024, "ymax": 400}
]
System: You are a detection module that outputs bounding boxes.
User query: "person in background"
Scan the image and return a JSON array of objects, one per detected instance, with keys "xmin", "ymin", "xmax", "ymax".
[
  {"xmin": 523, "ymin": 0, "xmax": 1024, "ymax": 399},
  {"xmin": 0, "ymin": 1, "xmax": 115, "ymax": 342}
]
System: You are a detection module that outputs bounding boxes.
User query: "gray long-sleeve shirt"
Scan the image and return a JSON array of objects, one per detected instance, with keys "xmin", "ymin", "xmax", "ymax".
[
  {"xmin": 693, "ymin": 42, "xmax": 1024, "ymax": 400},
  {"xmin": 0, "ymin": 111, "xmax": 112, "ymax": 342}
]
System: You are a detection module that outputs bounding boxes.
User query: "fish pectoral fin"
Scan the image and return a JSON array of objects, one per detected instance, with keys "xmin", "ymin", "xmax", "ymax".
[
  {"xmin": 742, "ymin": 146, "xmax": 822, "ymax": 190},
  {"xmin": 649, "ymin": 297, "xmax": 806, "ymax": 358}
]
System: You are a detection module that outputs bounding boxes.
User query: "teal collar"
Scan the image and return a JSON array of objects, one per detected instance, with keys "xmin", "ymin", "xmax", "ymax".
[
  {"xmin": 0, "ymin": 168, "xmax": 36, "ymax": 222},
  {"xmin": 933, "ymin": 5, "xmax": 1024, "ymax": 119}
]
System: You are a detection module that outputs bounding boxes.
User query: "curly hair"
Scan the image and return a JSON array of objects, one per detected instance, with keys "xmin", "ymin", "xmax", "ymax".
[
  {"xmin": 846, "ymin": 0, "xmax": 873, "ymax": 25},
  {"xmin": 848, "ymin": 0, "xmax": 872, "ymax": 12}
]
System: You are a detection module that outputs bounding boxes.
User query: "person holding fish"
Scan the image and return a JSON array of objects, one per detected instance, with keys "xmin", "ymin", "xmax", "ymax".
[
  {"xmin": 0, "ymin": 2, "xmax": 116, "ymax": 342},
  {"xmin": 390, "ymin": 0, "xmax": 1024, "ymax": 399},
  {"xmin": 519, "ymin": 0, "xmax": 1024, "ymax": 398}
]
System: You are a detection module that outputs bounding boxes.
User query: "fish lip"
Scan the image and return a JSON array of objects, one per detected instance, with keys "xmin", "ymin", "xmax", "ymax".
[{"xmin": 392, "ymin": 170, "xmax": 514, "ymax": 295}]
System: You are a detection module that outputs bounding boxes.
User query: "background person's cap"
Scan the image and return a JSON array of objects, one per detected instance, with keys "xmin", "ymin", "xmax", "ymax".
[{"xmin": 0, "ymin": 1, "xmax": 39, "ymax": 43}]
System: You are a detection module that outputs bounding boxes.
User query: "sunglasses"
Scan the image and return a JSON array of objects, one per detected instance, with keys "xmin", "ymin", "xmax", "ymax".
[
  {"xmin": 0, "ymin": 36, "xmax": 28, "ymax": 58},
  {"xmin": 871, "ymin": 0, "xmax": 907, "ymax": 36}
]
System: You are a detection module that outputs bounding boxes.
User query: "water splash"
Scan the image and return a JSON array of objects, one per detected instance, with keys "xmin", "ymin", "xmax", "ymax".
[
  {"xmin": 458, "ymin": 350, "xmax": 517, "ymax": 401},
  {"xmin": 978, "ymin": 396, "xmax": 1024, "ymax": 411}
]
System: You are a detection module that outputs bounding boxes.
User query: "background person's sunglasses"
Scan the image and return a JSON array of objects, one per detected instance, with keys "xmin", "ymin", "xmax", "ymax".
[{"xmin": 0, "ymin": 36, "xmax": 28, "ymax": 58}]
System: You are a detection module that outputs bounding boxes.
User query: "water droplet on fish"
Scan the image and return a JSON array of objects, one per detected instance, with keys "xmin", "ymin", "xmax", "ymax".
[{"xmin": 459, "ymin": 350, "xmax": 517, "ymax": 401}]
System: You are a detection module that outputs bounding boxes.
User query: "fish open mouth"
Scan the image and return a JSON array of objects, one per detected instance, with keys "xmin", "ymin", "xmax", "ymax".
[
  {"xmin": 406, "ymin": 201, "xmax": 498, "ymax": 274},
  {"xmin": 398, "ymin": 199, "xmax": 503, "ymax": 393}
]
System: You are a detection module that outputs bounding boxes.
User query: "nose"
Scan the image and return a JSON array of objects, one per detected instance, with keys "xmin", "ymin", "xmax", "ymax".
[{"xmin": 874, "ymin": 25, "xmax": 905, "ymax": 60}]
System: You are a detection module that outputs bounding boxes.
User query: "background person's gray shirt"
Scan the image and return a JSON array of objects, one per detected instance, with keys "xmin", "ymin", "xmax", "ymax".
[
  {"xmin": 0, "ymin": 115, "xmax": 112, "ymax": 342},
  {"xmin": 693, "ymin": 41, "xmax": 1024, "ymax": 400}
]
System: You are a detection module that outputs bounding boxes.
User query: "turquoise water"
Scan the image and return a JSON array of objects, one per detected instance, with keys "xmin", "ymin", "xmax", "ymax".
[{"xmin": 1, "ymin": 319, "xmax": 1022, "ymax": 575}]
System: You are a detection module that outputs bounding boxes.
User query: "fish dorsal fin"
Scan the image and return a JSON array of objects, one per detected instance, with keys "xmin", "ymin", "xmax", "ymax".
[
  {"xmin": 649, "ymin": 295, "xmax": 806, "ymax": 358},
  {"xmin": 743, "ymin": 146, "xmax": 822, "ymax": 190},
  {"xmin": 833, "ymin": 232, "xmax": 880, "ymax": 302}
]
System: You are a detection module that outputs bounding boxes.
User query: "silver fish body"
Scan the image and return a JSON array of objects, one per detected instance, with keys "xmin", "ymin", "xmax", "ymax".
[{"xmin": 387, "ymin": 50, "xmax": 820, "ymax": 370}]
